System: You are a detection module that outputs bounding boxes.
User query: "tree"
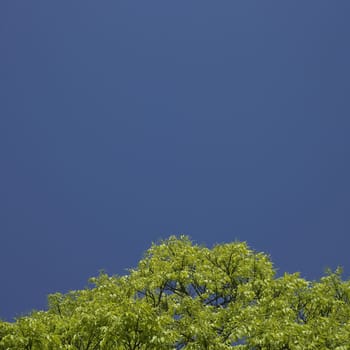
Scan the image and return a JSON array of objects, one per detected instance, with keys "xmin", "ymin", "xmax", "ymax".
[{"xmin": 1, "ymin": 235, "xmax": 350, "ymax": 349}]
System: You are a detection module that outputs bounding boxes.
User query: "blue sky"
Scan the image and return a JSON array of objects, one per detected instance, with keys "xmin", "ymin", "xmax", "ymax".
[{"xmin": 1, "ymin": 1, "xmax": 349, "ymax": 321}]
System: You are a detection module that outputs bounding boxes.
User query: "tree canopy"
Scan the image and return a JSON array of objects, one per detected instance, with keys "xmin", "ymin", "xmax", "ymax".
[{"xmin": 1, "ymin": 235, "xmax": 350, "ymax": 349}]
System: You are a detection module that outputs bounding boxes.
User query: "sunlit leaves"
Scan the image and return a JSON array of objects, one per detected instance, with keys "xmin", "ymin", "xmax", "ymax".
[{"xmin": 1, "ymin": 235, "xmax": 350, "ymax": 349}]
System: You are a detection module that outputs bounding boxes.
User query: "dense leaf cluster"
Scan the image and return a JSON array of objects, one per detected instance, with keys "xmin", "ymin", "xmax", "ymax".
[{"xmin": 1, "ymin": 236, "xmax": 350, "ymax": 349}]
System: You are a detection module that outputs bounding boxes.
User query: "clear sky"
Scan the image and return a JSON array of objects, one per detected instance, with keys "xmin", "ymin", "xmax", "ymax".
[{"xmin": 1, "ymin": 1, "xmax": 349, "ymax": 321}]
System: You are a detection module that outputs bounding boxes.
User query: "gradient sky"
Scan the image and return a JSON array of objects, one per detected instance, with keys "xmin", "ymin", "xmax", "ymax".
[{"xmin": 1, "ymin": 1, "xmax": 349, "ymax": 321}]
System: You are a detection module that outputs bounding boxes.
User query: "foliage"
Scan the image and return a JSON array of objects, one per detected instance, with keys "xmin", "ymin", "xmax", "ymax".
[{"xmin": 1, "ymin": 235, "xmax": 350, "ymax": 349}]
